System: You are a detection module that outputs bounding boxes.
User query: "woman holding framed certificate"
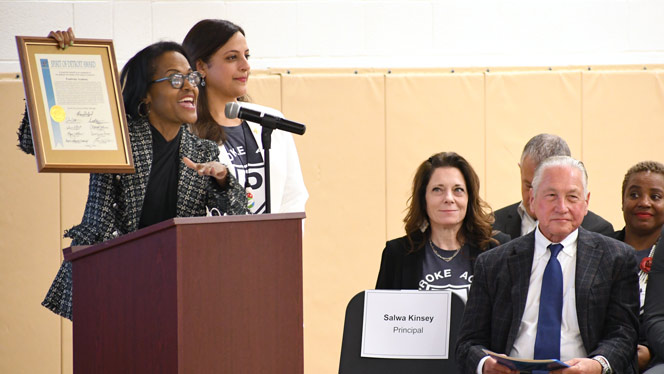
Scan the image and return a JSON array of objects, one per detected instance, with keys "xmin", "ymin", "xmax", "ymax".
[
  {"xmin": 18, "ymin": 30, "xmax": 248, "ymax": 320},
  {"xmin": 182, "ymin": 19, "xmax": 308, "ymax": 214}
]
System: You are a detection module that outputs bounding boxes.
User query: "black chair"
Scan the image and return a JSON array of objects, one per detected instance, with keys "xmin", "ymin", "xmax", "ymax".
[{"xmin": 339, "ymin": 291, "xmax": 465, "ymax": 374}]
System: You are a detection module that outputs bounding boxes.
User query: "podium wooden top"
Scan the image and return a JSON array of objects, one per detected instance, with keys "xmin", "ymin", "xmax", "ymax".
[{"xmin": 63, "ymin": 212, "xmax": 305, "ymax": 262}]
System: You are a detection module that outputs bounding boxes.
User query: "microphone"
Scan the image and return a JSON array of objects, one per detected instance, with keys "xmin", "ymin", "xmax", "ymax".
[{"xmin": 224, "ymin": 102, "xmax": 306, "ymax": 135}]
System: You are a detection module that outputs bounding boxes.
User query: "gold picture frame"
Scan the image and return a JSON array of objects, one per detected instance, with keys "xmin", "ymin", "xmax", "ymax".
[{"xmin": 16, "ymin": 36, "xmax": 134, "ymax": 173}]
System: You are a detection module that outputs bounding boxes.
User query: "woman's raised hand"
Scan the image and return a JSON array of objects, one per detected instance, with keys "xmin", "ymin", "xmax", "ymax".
[{"xmin": 48, "ymin": 27, "xmax": 75, "ymax": 49}]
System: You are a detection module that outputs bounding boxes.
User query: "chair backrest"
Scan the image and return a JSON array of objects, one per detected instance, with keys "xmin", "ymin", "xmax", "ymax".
[{"xmin": 338, "ymin": 291, "xmax": 465, "ymax": 374}]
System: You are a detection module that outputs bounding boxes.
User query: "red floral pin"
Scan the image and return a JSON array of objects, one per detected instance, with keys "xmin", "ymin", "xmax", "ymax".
[{"xmin": 641, "ymin": 257, "xmax": 653, "ymax": 274}]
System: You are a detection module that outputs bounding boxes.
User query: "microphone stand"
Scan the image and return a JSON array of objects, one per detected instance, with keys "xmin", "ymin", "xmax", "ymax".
[{"xmin": 260, "ymin": 118, "xmax": 277, "ymax": 214}]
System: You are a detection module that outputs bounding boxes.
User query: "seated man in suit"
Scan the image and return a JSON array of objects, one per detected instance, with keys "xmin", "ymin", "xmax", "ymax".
[
  {"xmin": 493, "ymin": 134, "xmax": 614, "ymax": 239},
  {"xmin": 456, "ymin": 156, "xmax": 639, "ymax": 374}
]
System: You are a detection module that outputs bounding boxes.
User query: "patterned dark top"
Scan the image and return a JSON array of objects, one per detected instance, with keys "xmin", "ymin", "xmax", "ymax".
[{"xmin": 18, "ymin": 111, "xmax": 248, "ymax": 319}]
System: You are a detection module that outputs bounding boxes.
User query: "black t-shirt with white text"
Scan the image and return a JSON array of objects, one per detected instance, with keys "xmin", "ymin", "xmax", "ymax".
[
  {"xmin": 419, "ymin": 242, "xmax": 473, "ymax": 303},
  {"xmin": 223, "ymin": 122, "xmax": 265, "ymax": 213}
]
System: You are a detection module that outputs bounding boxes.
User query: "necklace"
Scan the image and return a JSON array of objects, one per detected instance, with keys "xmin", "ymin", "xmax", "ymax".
[{"xmin": 429, "ymin": 239, "xmax": 461, "ymax": 262}]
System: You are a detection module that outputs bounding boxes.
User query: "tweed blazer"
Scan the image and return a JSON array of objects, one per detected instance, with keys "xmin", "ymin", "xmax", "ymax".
[
  {"xmin": 493, "ymin": 201, "xmax": 615, "ymax": 240},
  {"xmin": 19, "ymin": 113, "xmax": 248, "ymax": 319},
  {"xmin": 455, "ymin": 227, "xmax": 639, "ymax": 374},
  {"xmin": 64, "ymin": 118, "xmax": 247, "ymax": 244}
]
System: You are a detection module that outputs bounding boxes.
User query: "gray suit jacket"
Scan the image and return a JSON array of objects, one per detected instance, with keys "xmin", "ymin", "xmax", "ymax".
[
  {"xmin": 455, "ymin": 228, "xmax": 639, "ymax": 374},
  {"xmin": 493, "ymin": 202, "xmax": 615, "ymax": 240}
]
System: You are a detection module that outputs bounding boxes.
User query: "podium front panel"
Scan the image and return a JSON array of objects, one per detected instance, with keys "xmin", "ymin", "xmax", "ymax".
[
  {"xmin": 73, "ymin": 227, "xmax": 179, "ymax": 373},
  {"xmin": 69, "ymin": 214, "xmax": 304, "ymax": 374},
  {"xmin": 176, "ymin": 217, "xmax": 303, "ymax": 373}
]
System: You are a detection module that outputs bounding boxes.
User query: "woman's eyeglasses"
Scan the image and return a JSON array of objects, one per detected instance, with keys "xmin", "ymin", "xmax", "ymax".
[{"xmin": 151, "ymin": 71, "xmax": 202, "ymax": 89}]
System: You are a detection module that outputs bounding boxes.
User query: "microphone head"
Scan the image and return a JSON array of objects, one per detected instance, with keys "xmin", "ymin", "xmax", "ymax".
[{"xmin": 224, "ymin": 102, "xmax": 240, "ymax": 119}]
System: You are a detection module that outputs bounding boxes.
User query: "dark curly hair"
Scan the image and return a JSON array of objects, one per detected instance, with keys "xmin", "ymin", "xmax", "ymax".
[{"xmin": 621, "ymin": 161, "xmax": 664, "ymax": 203}]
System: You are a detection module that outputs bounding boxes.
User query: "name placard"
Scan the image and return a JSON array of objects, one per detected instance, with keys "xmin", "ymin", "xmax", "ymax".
[{"xmin": 361, "ymin": 290, "xmax": 451, "ymax": 359}]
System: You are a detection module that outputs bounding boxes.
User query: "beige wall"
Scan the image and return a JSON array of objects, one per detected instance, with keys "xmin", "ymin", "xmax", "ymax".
[{"xmin": 2, "ymin": 67, "xmax": 664, "ymax": 373}]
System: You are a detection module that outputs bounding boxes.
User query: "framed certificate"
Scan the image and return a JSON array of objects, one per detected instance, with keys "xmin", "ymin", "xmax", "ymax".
[{"xmin": 16, "ymin": 36, "xmax": 134, "ymax": 173}]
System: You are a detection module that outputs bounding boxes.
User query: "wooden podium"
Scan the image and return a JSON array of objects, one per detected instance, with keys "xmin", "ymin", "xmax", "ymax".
[{"xmin": 64, "ymin": 213, "xmax": 304, "ymax": 374}]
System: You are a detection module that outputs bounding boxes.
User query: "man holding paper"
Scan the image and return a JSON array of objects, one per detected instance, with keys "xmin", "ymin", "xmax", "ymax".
[{"xmin": 456, "ymin": 156, "xmax": 639, "ymax": 374}]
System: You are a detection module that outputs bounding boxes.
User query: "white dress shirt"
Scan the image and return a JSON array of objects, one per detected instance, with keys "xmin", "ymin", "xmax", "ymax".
[
  {"xmin": 510, "ymin": 226, "xmax": 586, "ymax": 361},
  {"xmin": 517, "ymin": 201, "xmax": 537, "ymax": 236}
]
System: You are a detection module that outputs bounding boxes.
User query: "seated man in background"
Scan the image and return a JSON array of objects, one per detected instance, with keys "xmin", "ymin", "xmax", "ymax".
[
  {"xmin": 493, "ymin": 134, "xmax": 614, "ymax": 240},
  {"xmin": 456, "ymin": 156, "xmax": 639, "ymax": 374}
]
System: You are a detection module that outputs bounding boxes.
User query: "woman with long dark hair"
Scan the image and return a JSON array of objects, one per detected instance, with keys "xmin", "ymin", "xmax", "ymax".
[
  {"xmin": 376, "ymin": 152, "xmax": 509, "ymax": 301},
  {"xmin": 182, "ymin": 19, "xmax": 308, "ymax": 214}
]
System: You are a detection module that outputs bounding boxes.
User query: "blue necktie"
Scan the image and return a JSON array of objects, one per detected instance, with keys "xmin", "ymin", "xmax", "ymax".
[{"xmin": 534, "ymin": 243, "xmax": 564, "ymax": 360}]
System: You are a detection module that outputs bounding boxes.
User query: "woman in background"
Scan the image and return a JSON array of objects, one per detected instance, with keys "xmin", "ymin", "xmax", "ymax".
[
  {"xmin": 19, "ymin": 29, "xmax": 247, "ymax": 319},
  {"xmin": 182, "ymin": 19, "xmax": 308, "ymax": 214},
  {"xmin": 376, "ymin": 152, "xmax": 509, "ymax": 302},
  {"xmin": 613, "ymin": 161, "xmax": 664, "ymax": 373}
]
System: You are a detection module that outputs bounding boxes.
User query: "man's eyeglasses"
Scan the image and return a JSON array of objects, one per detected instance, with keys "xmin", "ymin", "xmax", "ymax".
[{"xmin": 151, "ymin": 71, "xmax": 202, "ymax": 89}]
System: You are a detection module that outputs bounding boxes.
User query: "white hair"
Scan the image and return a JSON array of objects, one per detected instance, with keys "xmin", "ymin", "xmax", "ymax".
[{"xmin": 531, "ymin": 156, "xmax": 588, "ymax": 197}]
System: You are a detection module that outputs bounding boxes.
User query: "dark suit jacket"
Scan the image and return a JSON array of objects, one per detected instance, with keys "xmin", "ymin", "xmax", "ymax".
[
  {"xmin": 375, "ymin": 232, "xmax": 510, "ymax": 289},
  {"xmin": 455, "ymin": 228, "xmax": 639, "ymax": 374},
  {"xmin": 644, "ymin": 230, "xmax": 664, "ymax": 367},
  {"xmin": 493, "ymin": 201, "xmax": 615, "ymax": 239},
  {"xmin": 612, "ymin": 227, "xmax": 664, "ymax": 350}
]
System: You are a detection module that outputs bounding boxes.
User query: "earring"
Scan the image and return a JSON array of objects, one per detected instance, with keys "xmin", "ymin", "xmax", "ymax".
[
  {"xmin": 419, "ymin": 219, "xmax": 429, "ymax": 232},
  {"xmin": 137, "ymin": 101, "xmax": 150, "ymax": 118},
  {"xmin": 200, "ymin": 77, "xmax": 206, "ymax": 87}
]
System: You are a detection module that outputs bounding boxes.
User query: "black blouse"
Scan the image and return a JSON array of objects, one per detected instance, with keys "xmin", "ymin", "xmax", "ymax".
[{"xmin": 138, "ymin": 125, "xmax": 182, "ymax": 228}]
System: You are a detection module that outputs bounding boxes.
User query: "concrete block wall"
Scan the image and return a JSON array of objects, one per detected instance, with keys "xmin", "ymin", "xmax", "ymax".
[
  {"xmin": 2, "ymin": 0, "xmax": 664, "ymax": 73},
  {"xmin": 2, "ymin": 1, "xmax": 664, "ymax": 373}
]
